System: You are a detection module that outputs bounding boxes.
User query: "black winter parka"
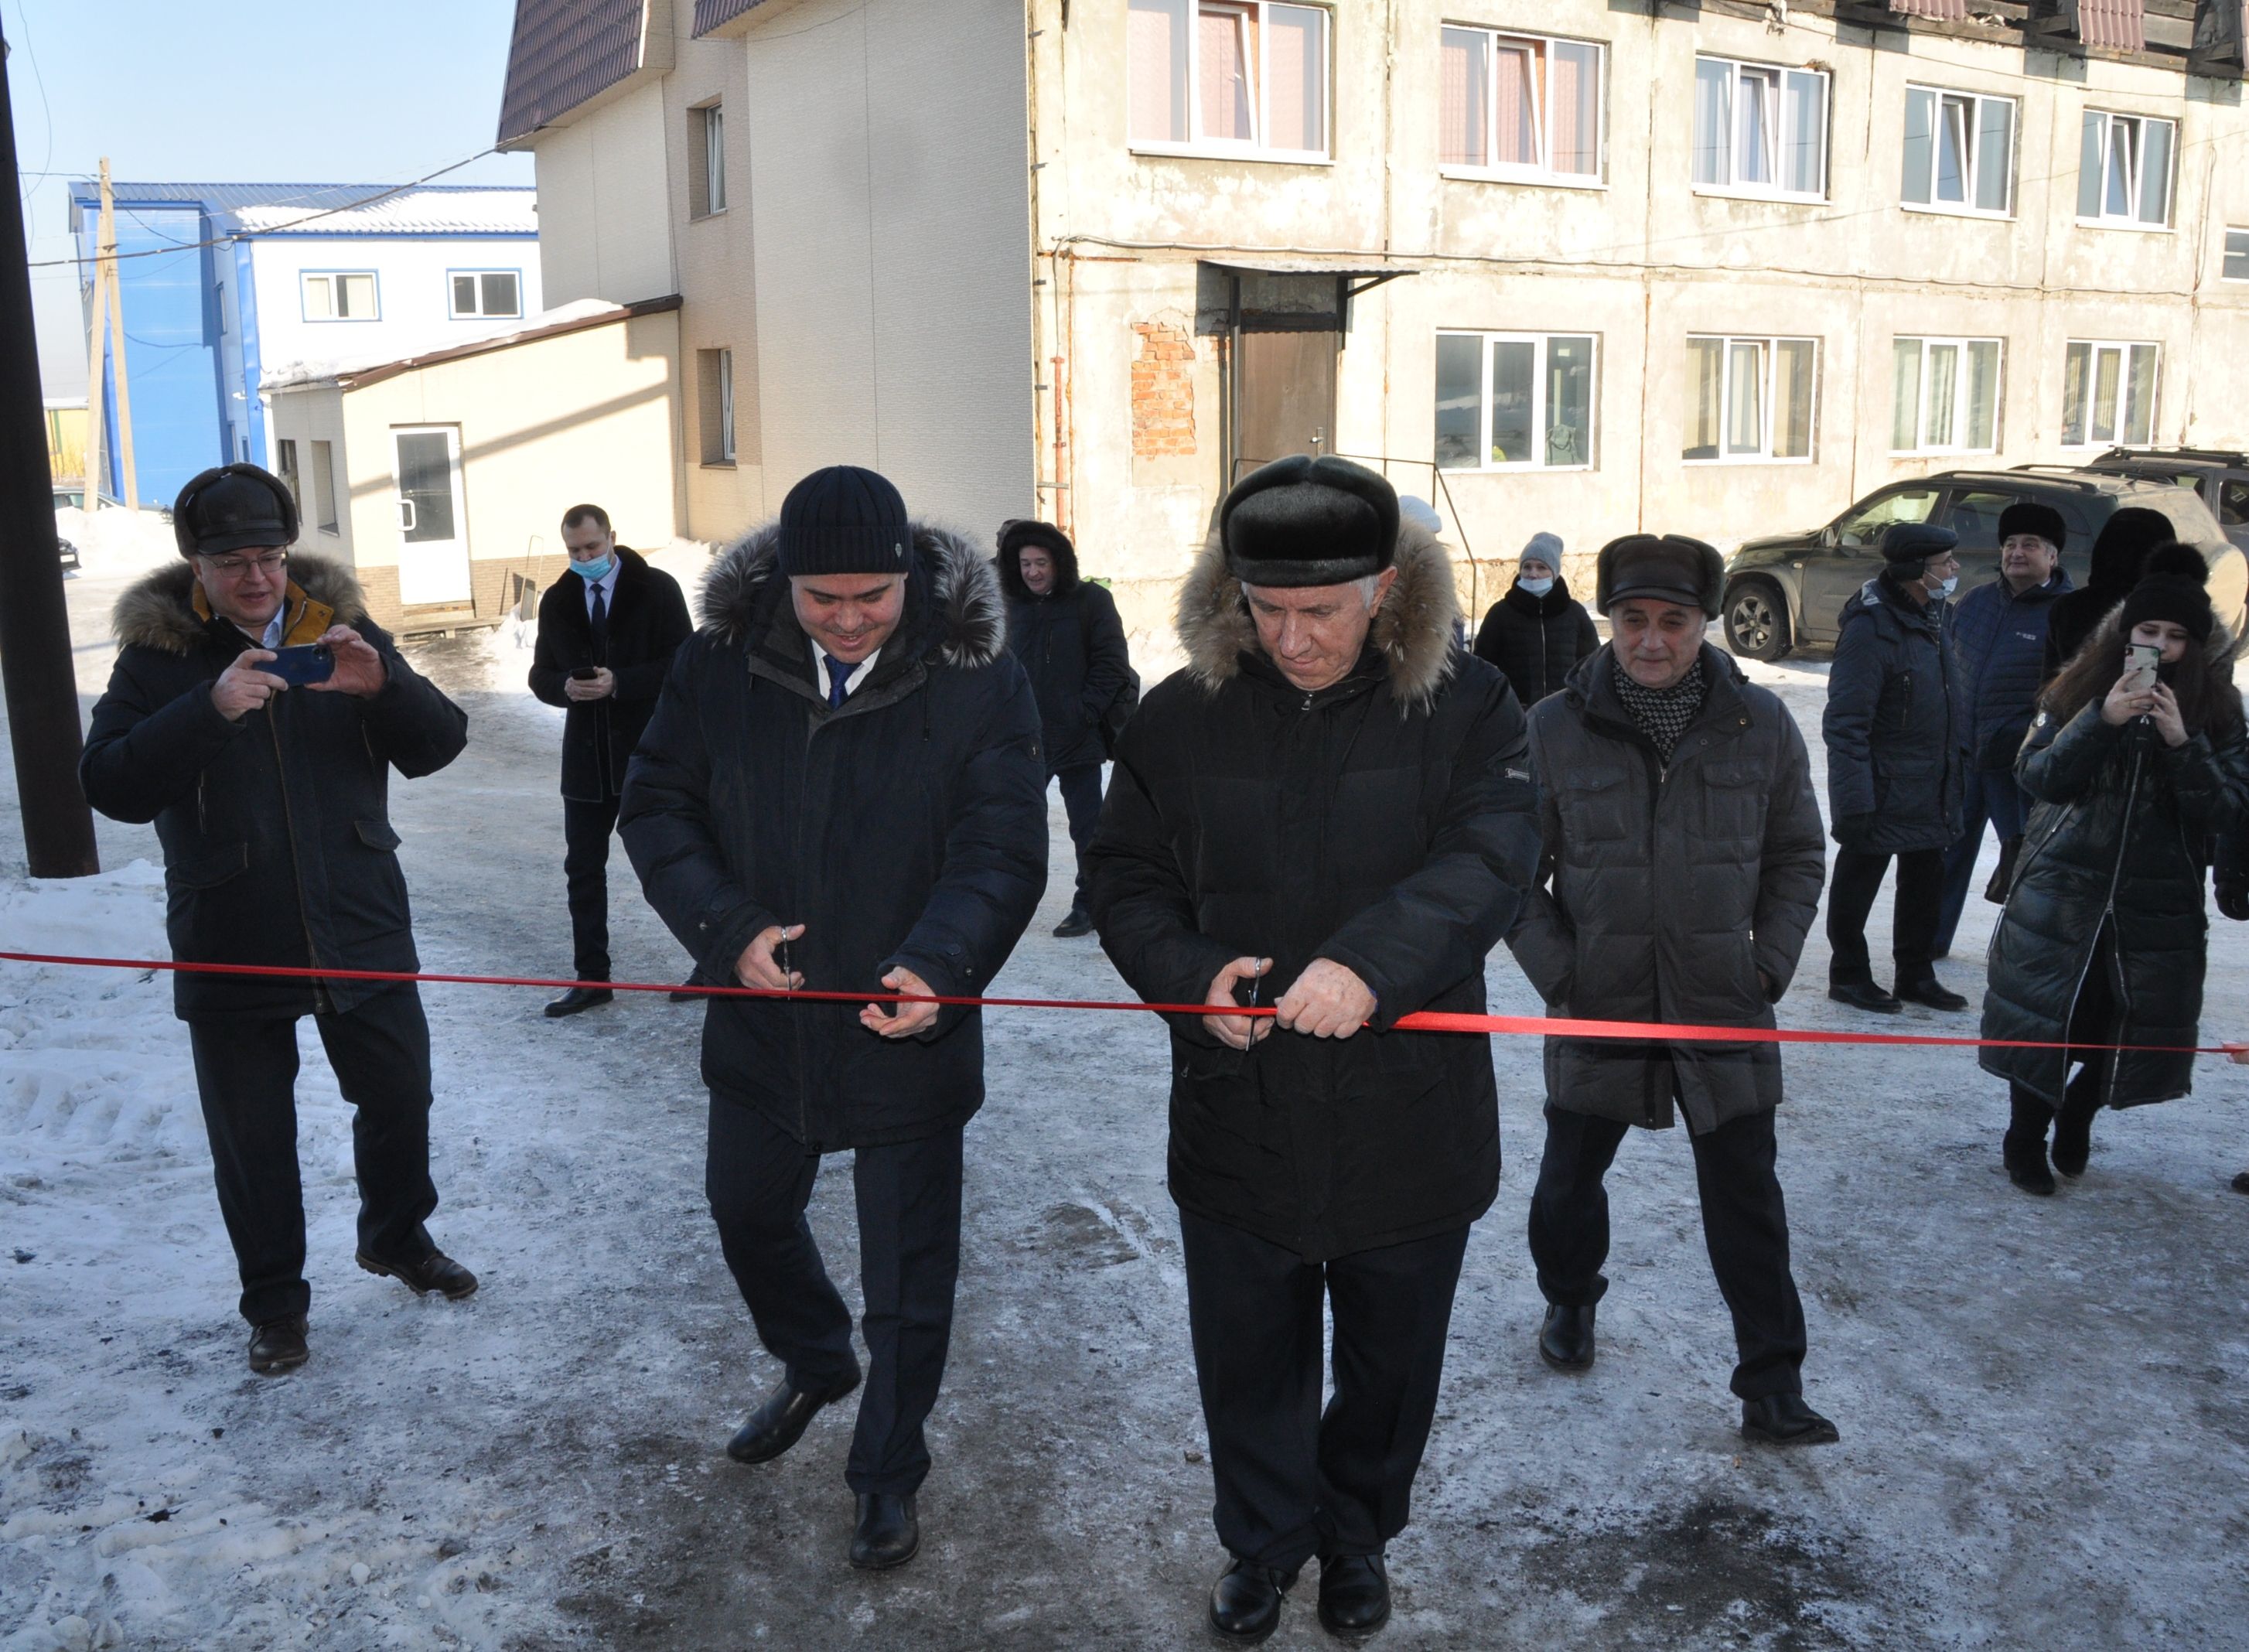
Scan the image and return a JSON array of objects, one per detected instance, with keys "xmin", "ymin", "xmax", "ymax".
[
  {"xmin": 618, "ymin": 523, "xmax": 1047, "ymax": 1151},
  {"xmin": 1981, "ymin": 614, "xmax": 2249, "ymax": 1108},
  {"xmin": 1472, "ymin": 576, "xmax": 1599, "ymax": 708},
  {"xmin": 1822, "ymin": 572, "xmax": 1966, "ymax": 853},
  {"xmin": 1087, "ymin": 524, "xmax": 1541, "ymax": 1263},
  {"xmin": 79, "ymin": 558, "xmax": 468, "ymax": 1020},
  {"xmin": 527, "ymin": 546, "xmax": 693, "ymax": 801},
  {"xmin": 998, "ymin": 534, "xmax": 1133, "ymax": 774}
]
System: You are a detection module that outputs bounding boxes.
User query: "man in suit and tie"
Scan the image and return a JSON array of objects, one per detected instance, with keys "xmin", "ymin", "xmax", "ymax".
[{"xmin": 529, "ymin": 503, "xmax": 695, "ymax": 1015}]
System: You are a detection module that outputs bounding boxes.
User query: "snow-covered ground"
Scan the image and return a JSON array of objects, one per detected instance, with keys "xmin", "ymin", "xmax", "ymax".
[{"xmin": 4, "ymin": 541, "xmax": 2248, "ymax": 1649}]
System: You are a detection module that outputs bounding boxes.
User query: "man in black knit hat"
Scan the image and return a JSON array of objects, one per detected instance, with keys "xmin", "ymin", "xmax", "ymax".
[
  {"xmin": 1090, "ymin": 455, "xmax": 1539, "ymax": 1639},
  {"xmin": 1508, "ymin": 533, "xmax": 1836, "ymax": 1447},
  {"xmin": 620, "ymin": 466, "xmax": 1046, "ymax": 1570}
]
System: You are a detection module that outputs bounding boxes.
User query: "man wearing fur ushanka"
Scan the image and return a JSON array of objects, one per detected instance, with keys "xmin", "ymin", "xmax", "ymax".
[
  {"xmin": 1087, "ymin": 455, "xmax": 1539, "ymax": 1641},
  {"xmin": 619, "ymin": 466, "xmax": 1046, "ymax": 1572}
]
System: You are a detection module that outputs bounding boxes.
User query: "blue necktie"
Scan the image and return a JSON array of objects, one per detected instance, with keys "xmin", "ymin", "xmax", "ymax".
[{"xmin": 823, "ymin": 654, "xmax": 852, "ymax": 709}]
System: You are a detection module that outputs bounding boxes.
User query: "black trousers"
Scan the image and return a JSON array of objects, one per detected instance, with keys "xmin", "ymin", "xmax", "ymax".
[
  {"xmin": 1527, "ymin": 1102, "xmax": 1807, "ymax": 1401},
  {"xmin": 1828, "ymin": 845, "xmax": 1944, "ymax": 986},
  {"xmin": 186, "ymin": 985, "xmax": 439, "ymax": 1326},
  {"xmin": 1055, "ymin": 763, "xmax": 1104, "ymax": 904},
  {"xmin": 1179, "ymin": 1209, "xmax": 1469, "ymax": 1571},
  {"xmin": 563, "ymin": 792, "xmax": 623, "ymax": 981},
  {"xmin": 705, "ymin": 1095, "xmax": 964, "ymax": 1496}
]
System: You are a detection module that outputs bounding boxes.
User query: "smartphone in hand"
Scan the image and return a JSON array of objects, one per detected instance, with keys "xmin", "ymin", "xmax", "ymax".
[
  {"xmin": 2120, "ymin": 642, "xmax": 2162, "ymax": 696},
  {"xmin": 266, "ymin": 644, "xmax": 334, "ymax": 687},
  {"xmin": 569, "ymin": 667, "xmax": 601, "ymax": 681}
]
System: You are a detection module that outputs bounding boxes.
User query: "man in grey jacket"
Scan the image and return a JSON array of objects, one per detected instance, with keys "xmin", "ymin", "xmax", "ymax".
[{"xmin": 1507, "ymin": 534, "xmax": 1837, "ymax": 1446}]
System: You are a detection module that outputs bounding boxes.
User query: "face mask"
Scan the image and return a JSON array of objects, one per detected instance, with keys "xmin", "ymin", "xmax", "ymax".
[
  {"xmin": 1933, "ymin": 575, "xmax": 1958, "ymax": 599},
  {"xmin": 1519, "ymin": 575, "xmax": 1555, "ymax": 597},
  {"xmin": 572, "ymin": 556, "xmax": 613, "ymax": 584}
]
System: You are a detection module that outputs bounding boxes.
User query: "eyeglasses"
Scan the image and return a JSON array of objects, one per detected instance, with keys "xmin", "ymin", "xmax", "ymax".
[{"xmin": 197, "ymin": 550, "xmax": 288, "ymax": 578}]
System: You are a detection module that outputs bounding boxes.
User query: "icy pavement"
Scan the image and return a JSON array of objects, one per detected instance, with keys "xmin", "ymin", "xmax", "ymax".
[{"xmin": 2, "ymin": 592, "xmax": 2248, "ymax": 1649}]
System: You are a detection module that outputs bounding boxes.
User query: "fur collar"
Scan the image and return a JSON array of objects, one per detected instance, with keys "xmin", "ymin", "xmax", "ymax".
[
  {"xmin": 697, "ymin": 520, "xmax": 1007, "ymax": 670},
  {"xmin": 1177, "ymin": 519, "xmax": 1459, "ymax": 712},
  {"xmin": 112, "ymin": 554, "xmax": 366, "ymax": 655}
]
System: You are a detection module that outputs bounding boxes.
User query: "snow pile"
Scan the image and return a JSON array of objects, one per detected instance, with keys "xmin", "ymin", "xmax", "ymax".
[{"xmin": 53, "ymin": 508, "xmax": 176, "ymax": 579}]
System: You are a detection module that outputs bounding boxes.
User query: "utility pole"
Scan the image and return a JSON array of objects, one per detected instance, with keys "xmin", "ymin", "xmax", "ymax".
[
  {"xmin": 80, "ymin": 166, "xmax": 107, "ymax": 507},
  {"xmin": 0, "ymin": 31, "xmax": 101, "ymax": 876},
  {"xmin": 96, "ymin": 159, "xmax": 135, "ymax": 507}
]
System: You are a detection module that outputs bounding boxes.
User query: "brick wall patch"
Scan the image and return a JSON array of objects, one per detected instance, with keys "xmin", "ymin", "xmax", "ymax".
[{"xmin": 1131, "ymin": 322, "xmax": 1197, "ymax": 460}]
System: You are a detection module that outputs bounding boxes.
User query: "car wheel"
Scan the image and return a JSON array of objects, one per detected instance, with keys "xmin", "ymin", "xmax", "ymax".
[{"xmin": 1724, "ymin": 579, "xmax": 1793, "ymax": 662}]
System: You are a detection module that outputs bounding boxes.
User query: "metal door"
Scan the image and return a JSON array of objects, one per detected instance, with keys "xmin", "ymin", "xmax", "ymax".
[
  {"xmin": 1234, "ymin": 329, "xmax": 1338, "ymax": 472},
  {"xmin": 393, "ymin": 426, "xmax": 470, "ymax": 606}
]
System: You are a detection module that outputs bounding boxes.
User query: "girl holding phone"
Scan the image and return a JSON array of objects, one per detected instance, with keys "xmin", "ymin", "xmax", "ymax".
[{"xmin": 1981, "ymin": 544, "xmax": 2249, "ymax": 1195}]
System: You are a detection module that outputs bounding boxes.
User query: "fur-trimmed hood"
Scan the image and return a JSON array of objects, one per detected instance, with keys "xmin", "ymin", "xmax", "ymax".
[
  {"xmin": 698, "ymin": 519, "xmax": 1006, "ymax": 670},
  {"xmin": 995, "ymin": 523, "xmax": 1080, "ymax": 603},
  {"xmin": 1176, "ymin": 519, "xmax": 1459, "ymax": 712},
  {"xmin": 112, "ymin": 553, "xmax": 366, "ymax": 655}
]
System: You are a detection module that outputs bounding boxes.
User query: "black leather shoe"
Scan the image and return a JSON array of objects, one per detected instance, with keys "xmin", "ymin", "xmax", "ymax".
[
  {"xmin": 2232, "ymin": 1170, "xmax": 2249, "ymax": 1195},
  {"xmin": 726, "ymin": 1370, "xmax": 862, "ymax": 1465},
  {"xmin": 1209, "ymin": 1558, "xmax": 1299, "ymax": 1643},
  {"xmin": 1828, "ymin": 980, "xmax": 1901, "ymax": 1014},
  {"xmin": 1740, "ymin": 1393, "xmax": 1840, "ymax": 1446},
  {"xmin": 1537, "ymin": 1303, "xmax": 1595, "ymax": 1370},
  {"xmin": 848, "ymin": 1492, "xmax": 920, "ymax": 1569},
  {"xmin": 1894, "ymin": 977, "xmax": 1968, "ymax": 1012},
  {"xmin": 357, "ymin": 1248, "xmax": 478, "ymax": 1299},
  {"xmin": 1317, "ymin": 1552, "xmax": 1391, "ymax": 1636},
  {"xmin": 544, "ymin": 986, "xmax": 613, "ymax": 1018},
  {"xmin": 668, "ymin": 972, "xmax": 706, "ymax": 1003},
  {"xmin": 1052, "ymin": 903, "xmax": 1095, "ymax": 938},
  {"xmin": 247, "ymin": 1316, "xmax": 308, "ymax": 1375}
]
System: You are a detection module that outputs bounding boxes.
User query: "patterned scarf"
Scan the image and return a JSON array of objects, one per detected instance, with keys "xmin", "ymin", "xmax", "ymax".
[{"xmin": 1611, "ymin": 654, "xmax": 1708, "ymax": 763}]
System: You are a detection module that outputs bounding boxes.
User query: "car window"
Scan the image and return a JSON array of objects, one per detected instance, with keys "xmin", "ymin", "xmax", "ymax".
[
  {"xmin": 1944, "ymin": 490, "xmax": 2018, "ymax": 550},
  {"xmin": 2221, "ymin": 480, "xmax": 2249, "ymax": 527},
  {"xmin": 1834, "ymin": 486, "xmax": 1941, "ymax": 550}
]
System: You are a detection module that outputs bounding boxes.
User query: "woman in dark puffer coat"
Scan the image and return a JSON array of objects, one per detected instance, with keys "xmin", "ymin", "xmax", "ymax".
[
  {"xmin": 1473, "ymin": 531, "xmax": 1599, "ymax": 708},
  {"xmin": 1983, "ymin": 545, "xmax": 2249, "ymax": 1194}
]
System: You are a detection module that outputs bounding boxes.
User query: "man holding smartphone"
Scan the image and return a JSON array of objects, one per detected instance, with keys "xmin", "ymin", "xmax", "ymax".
[
  {"xmin": 527, "ymin": 504, "xmax": 694, "ymax": 1015},
  {"xmin": 80, "ymin": 463, "xmax": 474, "ymax": 1375}
]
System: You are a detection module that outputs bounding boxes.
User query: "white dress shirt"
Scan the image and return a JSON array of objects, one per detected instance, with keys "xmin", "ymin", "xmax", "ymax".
[{"xmin": 809, "ymin": 639, "xmax": 880, "ymax": 699}]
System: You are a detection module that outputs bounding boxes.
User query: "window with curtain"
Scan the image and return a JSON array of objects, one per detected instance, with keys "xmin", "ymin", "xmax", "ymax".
[
  {"xmin": 1891, "ymin": 337, "xmax": 2003, "ymax": 454},
  {"xmin": 1691, "ymin": 55, "xmax": 1827, "ymax": 199},
  {"xmin": 302, "ymin": 271, "xmax": 377, "ymax": 322},
  {"xmin": 1432, "ymin": 330, "xmax": 1599, "ymax": 471},
  {"xmin": 2061, "ymin": 340, "xmax": 2159, "ymax": 447},
  {"xmin": 1683, "ymin": 335, "xmax": 1817, "ymax": 462},
  {"xmin": 2077, "ymin": 111, "xmax": 2174, "ymax": 227},
  {"xmin": 1126, "ymin": 0, "xmax": 1329, "ymax": 156},
  {"xmin": 1437, "ymin": 26, "xmax": 1603, "ymax": 182},
  {"xmin": 1902, "ymin": 86, "xmax": 2014, "ymax": 216}
]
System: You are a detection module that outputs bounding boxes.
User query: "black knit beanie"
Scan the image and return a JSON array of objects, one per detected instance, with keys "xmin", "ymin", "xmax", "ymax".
[
  {"xmin": 2118, "ymin": 543, "xmax": 2215, "ymax": 643},
  {"xmin": 778, "ymin": 466, "xmax": 913, "ymax": 577}
]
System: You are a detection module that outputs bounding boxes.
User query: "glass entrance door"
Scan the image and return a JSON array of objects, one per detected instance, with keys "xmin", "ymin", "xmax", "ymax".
[{"xmin": 392, "ymin": 426, "xmax": 470, "ymax": 607}]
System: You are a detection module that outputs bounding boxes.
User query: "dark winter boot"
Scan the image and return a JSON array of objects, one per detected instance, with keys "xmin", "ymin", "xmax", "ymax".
[
  {"xmin": 2003, "ymin": 1087, "xmax": 2056, "ymax": 1196},
  {"xmin": 247, "ymin": 1316, "xmax": 308, "ymax": 1375},
  {"xmin": 1209, "ymin": 1558, "xmax": 1299, "ymax": 1643},
  {"xmin": 2052, "ymin": 1066, "xmax": 2104, "ymax": 1178},
  {"xmin": 2231, "ymin": 1171, "xmax": 2249, "ymax": 1195},
  {"xmin": 1985, "ymin": 836, "xmax": 2023, "ymax": 904},
  {"xmin": 1052, "ymin": 902, "xmax": 1095, "ymax": 939},
  {"xmin": 1537, "ymin": 1303, "xmax": 1596, "ymax": 1370},
  {"xmin": 1316, "ymin": 1553, "xmax": 1391, "ymax": 1635},
  {"xmin": 848, "ymin": 1493, "xmax": 919, "ymax": 1570},
  {"xmin": 1740, "ymin": 1393, "xmax": 1840, "ymax": 1446}
]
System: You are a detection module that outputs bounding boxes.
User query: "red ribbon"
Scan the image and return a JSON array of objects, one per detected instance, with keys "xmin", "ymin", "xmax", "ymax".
[{"xmin": 0, "ymin": 949, "xmax": 2231, "ymax": 1056}]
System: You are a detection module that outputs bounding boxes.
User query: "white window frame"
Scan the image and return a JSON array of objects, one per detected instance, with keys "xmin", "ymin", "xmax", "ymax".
[
  {"xmin": 447, "ymin": 269, "xmax": 524, "ymax": 320},
  {"xmin": 2222, "ymin": 228, "xmax": 2249, "ymax": 282},
  {"xmin": 1435, "ymin": 26, "xmax": 1606, "ymax": 189},
  {"xmin": 1433, "ymin": 329, "xmax": 1599, "ymax": 473},
  {"xmin": 1125, "ymin": 0, "xmax": 1333, "ymax": 163},
  {"xmin": 1691, "ymin": 54, "xmax": 1828, "ymax": 203},
  {"xmin": 1682, "ymin": 334, "xmax": 1819, "ymax": 466},
  {"xmin": 2061, "ymin": 340, "xmax": 2161, "ymax": 450},
  {"xmin": 1901, "ymin": 84, "xmax": 2015, "ymax": 219},
  {"xmin": 301, "ymin": 270, "xmax": 379, "ymax": 323},
  {"xmin": 2077, "ymin": 109, "xmax": 2176, "ymax": 230},
  {"xmin": 1890, "ymin": 336, "xmax": 2004, "ymax": 456}
]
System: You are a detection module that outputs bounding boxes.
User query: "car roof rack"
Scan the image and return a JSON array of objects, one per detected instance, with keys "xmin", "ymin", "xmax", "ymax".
[
  {"xmin": 1958, "ymin": 467, "xmax": 2104, "ymax": 493},
  {"xmin": 2092, "ymin": 443, "xmax": 2249, "ymax": 466}
]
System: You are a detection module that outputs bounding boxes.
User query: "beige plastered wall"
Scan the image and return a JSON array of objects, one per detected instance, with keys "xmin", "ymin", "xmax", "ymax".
[
  {"xmin": 268, "ymin": 310, "xmax": 683, "ymax": 633},
  {"xmin": 1032, "ymin": 0, "xmax": 2249, "ymax": 638}
]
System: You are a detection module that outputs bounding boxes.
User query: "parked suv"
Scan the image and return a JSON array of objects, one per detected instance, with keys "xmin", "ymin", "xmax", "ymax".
[
  {"xmin": 2059, "ymin": 446, "xmax": 2249, "ymax": 554},
  {"xmin": 1721, "ymin": 469, "xmax": 2247, "ymax": 661}
]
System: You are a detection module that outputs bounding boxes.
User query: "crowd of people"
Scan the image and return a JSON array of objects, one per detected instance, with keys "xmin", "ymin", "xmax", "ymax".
[{"xmin": 73, "ymin": 454, "xmax": 2247, "ymax": 1643}]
